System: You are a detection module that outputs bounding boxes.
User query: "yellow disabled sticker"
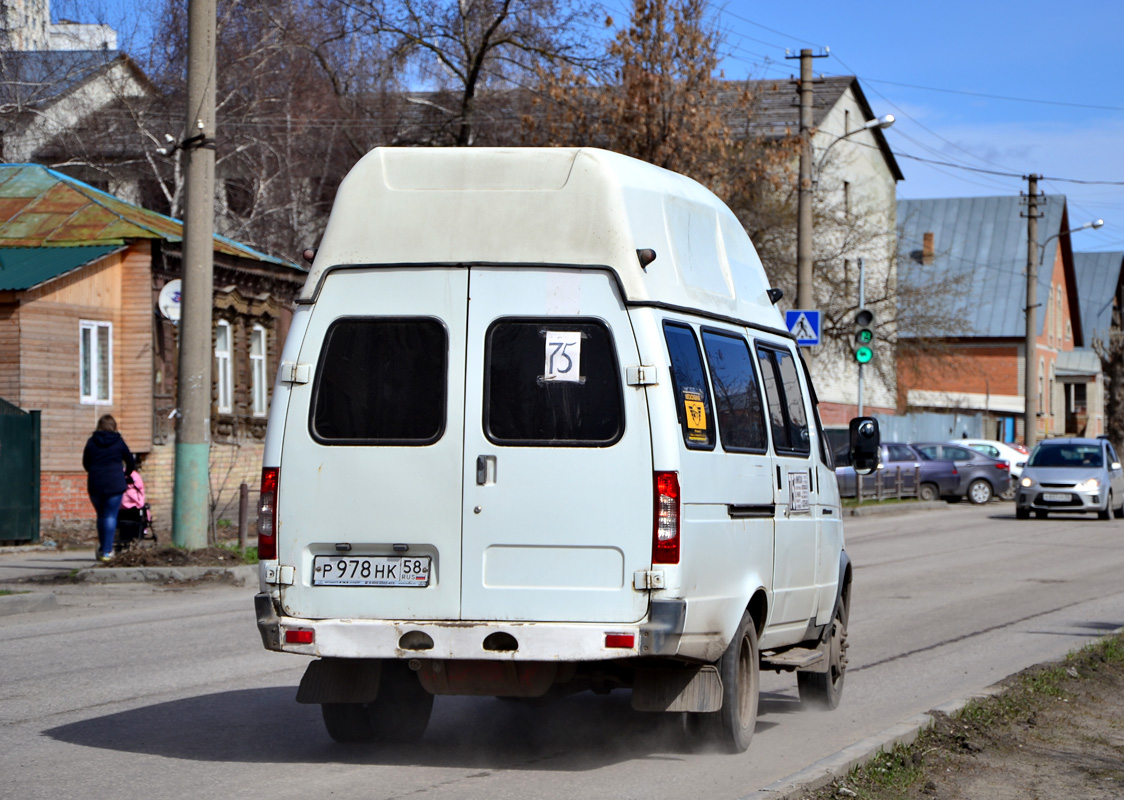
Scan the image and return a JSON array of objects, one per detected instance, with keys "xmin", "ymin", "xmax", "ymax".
[{"xmin": 683, "ymin": 389, "xmax": 708, "ymax": 442}]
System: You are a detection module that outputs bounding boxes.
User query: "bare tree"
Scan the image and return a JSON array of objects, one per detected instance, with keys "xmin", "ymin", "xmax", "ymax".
[{"xmin": 331, "ymin": 0, "xmax": 603, "ymax": 146}]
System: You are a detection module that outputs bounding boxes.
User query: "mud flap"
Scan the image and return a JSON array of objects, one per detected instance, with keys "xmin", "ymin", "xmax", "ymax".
[
  {"xmin": 631, "ymin": 664, "xmax": 722, "ymax": 712},
  {"xmin": 296, "ymin": 658, "xmax": 382, "ymax": 704}
]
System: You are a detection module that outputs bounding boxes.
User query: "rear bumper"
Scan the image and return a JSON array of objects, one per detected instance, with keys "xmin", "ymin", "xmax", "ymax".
[{"xmin": 255, "ymin": 593, "xmax": 685, "ymax": 661}]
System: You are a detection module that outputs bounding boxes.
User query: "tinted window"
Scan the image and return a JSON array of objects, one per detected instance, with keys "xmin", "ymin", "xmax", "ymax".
[
  {"xmin": 702, "ymin": 330, "xmax": 767, "ymax": 452},
  {"xmin": 485, "ymin": 319, "xmax": 623, "ymax": 446},
  {"xmin": 968, "ymin": 444, "xmax": 1000, "ymax": 458},
  {"xmin": 664, "ymin": 322, "xmax": 715, "ymax": 450},
  {"xmin": 311, "ymin": 318, "xmax": 446, "ymax": 444},
  {"xmin": 756, "ymin": 346, "xmax": 810, "ymax": 456},
  {"xmin": 944, "ymin": 446, "xmax": 974, "ymax": 461},
  {"xmin": 1029, "ymin": 444, "xmax": 1103, "ymax": 468},
  {"xmin": 885, "ymin": 444, "xmax": 915, "ymax": 462}
]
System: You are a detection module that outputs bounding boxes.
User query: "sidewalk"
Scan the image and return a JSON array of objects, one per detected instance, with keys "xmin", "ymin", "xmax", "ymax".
[{"xmin": 0, "ymin": 546, "xmax": 256, "ymax": 617}]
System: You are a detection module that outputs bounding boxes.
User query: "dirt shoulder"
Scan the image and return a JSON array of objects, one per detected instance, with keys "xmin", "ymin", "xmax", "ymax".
[{"xmin": 802, "ymin": 632, "xmax": 1124, "ymax": 800}]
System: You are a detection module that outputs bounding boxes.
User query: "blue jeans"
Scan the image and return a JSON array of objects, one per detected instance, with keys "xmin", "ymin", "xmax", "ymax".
[{"xmin": 89, "ymin": 491, "xmax": 124, "ymax": 556}]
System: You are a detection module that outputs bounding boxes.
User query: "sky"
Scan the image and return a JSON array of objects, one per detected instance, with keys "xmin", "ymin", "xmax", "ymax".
[{"xmin": 79, "ymin": 0, "xmax": 1124, "ymax": 254}]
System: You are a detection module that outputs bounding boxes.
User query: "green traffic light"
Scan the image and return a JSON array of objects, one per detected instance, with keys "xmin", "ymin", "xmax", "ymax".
[
  {"xmin": 854, "ymin": 346, "xmax": 873, "ymax": 364},
  {"xmin": 856, "ymin": 329, "xmax": 873, "ymax": 344}
]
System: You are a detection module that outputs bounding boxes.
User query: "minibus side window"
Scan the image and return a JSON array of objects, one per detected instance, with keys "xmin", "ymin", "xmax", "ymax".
[
  {"xmin": 663, "ymin": 322, "xmax": 715, "ymax": 450},
  {"xmin": 484, "ymin": 318, "xmax": 623, "ymax": 446},
  {"xmin": 701, "ymin": 329, "xmax": 767, "ymax": 453},
  {"xmin": 756, "ymin": 345, "xmax": 811, "ymax": 457},
  {"xmin": 310, "ymin": 317, "xmax": 447, "ymax": 445}
]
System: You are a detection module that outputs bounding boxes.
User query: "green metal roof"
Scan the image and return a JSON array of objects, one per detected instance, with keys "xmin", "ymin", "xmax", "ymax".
[
  {"xmin": 0, "ymin": 245, "xmax": 121, "ymax": 291},
  {"xmin": 0, "ymin": 164, "xmax": 300, "ymax": 271}
]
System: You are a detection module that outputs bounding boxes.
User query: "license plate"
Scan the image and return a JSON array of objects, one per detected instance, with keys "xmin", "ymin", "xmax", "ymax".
[
  {"xmin": 1042, "ymin": 492, "xmax": 1071, "ymax": 502},
  {"xmin": 312, "ymin": 555, "xmax": 431, "ymax": 587}
]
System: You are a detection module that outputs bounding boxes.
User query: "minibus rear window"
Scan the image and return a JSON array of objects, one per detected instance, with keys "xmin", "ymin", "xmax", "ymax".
[
  {"xmin": 310, "ymin": 317, "xmax": 447, "ymax": 445},
  {"xmin": 484, "ymin": 319, "xmax": 623, "ymax": 446}
]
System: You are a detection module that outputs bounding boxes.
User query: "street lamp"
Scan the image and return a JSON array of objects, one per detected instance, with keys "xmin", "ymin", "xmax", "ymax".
[
  {"xmin": 796, "ymin": 114, "xmax": 895, "ymax": 311},
  {"xmin": 1024, "ymin": 216, "xmax": 1104, "ymax": 449}
]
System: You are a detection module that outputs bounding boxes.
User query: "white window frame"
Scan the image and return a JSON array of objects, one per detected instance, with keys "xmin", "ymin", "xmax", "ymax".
[
  {"xmin": 215, "ymin": 320, "xmax": 234, "ymax": 414},
  {"xmin": 79, "ymin": 320, "xmax": 113, "ymax": 404},
  {"xmin": 250, "ymin": 324, "xmax": 268, "ymax": 417}
]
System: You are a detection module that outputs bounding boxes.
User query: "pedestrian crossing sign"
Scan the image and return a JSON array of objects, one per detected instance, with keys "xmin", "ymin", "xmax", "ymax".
[{"xmin": 785, "ymin": 310, "xmax": 821, "ymax": 346}]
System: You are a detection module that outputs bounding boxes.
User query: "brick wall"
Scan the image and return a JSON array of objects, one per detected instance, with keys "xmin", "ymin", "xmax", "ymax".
[{"xmin": 41, "ymin": 472, "xmax": 92, "ymax": 523}]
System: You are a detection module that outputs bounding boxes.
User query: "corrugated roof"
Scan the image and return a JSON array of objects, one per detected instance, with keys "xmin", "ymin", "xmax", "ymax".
[
  {"xmin": 1055, "ymin": 347, "xmax": 1101, "ymax": 377},
  {"xmin": 1073, "ymin": 251, "xmax": 1122, "ymax": 345},
  {"xmin": 0, "ymin": 164, "xmax": 298, "ymax": 269},
  {"xmin": 0, "ymin": 245, "xmax": 121, "ymax": 291},
  {"xmin": 897, "ymin": 195, "xmax": 1067, "ymax": 338}
]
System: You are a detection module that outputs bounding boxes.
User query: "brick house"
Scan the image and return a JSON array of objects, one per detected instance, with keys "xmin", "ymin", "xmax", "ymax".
[
  {"xmin": 896, "ymin": 195, "xmax": 1103, "ymax": 444},
  {"xmin": 0, "ymin": 164, "xmax": 305, "ymax": 534}
]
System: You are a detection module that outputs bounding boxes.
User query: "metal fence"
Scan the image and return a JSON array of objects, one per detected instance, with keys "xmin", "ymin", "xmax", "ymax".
[{"xmin": 0, "ymin": 397, "xmax": 40, "ymax": 544}]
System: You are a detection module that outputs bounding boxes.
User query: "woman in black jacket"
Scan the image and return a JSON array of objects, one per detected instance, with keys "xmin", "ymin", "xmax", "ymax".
[{"xmin": 82, "ymin": 414, "xmax": 136, "ymax": 561}]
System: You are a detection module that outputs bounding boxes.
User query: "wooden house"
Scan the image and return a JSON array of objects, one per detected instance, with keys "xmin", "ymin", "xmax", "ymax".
[{"xmin": 0, "ymin": 164, "xmax": 305, "ymax": 533}]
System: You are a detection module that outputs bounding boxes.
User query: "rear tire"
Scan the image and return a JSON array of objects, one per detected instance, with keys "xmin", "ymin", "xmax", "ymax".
[
  {"xmin": 797, "ymin": 602, "xmax": 848, "ymax": 710},
  {"xmin": 967, "ymin": 479, "xmax": 993, "ymax": 505},
  {"xmin": 1115, "ymin": 493, "xmax": 1124, "ymax": 519},
  {"xmin": 321, "ymin": 703, "xmax": 376, "ymax": 743},
  {"xmin": 320, "ymin": 661, "xmax": 434, "ymax": 744},
  {"xmin": 366, "ymin": 660, "xmax": 434, "ymax": 743},
  {"xmin": 918, "ymin": 483, "xmax": 938, "ymax": 502},
  {"xmin": 686, "ymin": 610, "xmax": 759, "ymax": 753}
]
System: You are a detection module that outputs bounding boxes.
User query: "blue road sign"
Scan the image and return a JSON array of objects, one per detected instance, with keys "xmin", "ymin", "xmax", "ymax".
[{"xmin": 786, "ymin": 309, "xmax": 821, "ymax": 346}]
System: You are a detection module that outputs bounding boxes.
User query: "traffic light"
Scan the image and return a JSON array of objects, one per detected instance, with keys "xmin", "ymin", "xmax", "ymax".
[{"xmin": 853, "ymin": 308, "xmax": 875, "ymax": 363}]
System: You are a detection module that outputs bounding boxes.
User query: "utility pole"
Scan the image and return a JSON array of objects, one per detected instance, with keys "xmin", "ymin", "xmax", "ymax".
[
  {"xmin": 1022, "ymin": 174, "xmax": 1042, "ymax": 450},
  {"xmin": 787, "ymin": 48, "xmax": 827, "ymax": 311},
  {"xmin": 172, "ymin": 0, "xmax": 217, "ymax": 549}
]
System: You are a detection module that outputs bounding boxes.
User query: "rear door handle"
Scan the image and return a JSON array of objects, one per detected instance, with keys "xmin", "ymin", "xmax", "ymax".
[{"xmin": 476, "ymin": 455, "xmax": 497, "ymax": 485}]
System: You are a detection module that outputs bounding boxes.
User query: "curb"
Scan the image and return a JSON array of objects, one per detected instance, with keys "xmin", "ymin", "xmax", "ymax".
[
  {"xmin": 741, "ymin": 625, "xmax": 1124, "ymax": 799},
  {"xmin": 0, "ymin": 591, "xmax": 59, "ymax": 616},
  {"xmin": 846, "ymin": 501, "xmax": 950, "ymax": 517},
  {"xmin": 738, "ymin": 691, "xmax": 1001, "ymax": 800},
  {"xmin": 75, "ymin": 564, "xmax": 257, "ymax": 586}
]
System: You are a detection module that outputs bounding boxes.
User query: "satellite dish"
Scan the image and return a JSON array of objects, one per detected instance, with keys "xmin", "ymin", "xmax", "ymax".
[{"xmin": 158, "ymin": 279, "xmax": 182, "ymax": 322}]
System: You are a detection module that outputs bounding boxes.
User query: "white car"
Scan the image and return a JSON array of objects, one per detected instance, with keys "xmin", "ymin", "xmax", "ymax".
[{"xmin": 955, "ymin": 439, "xmax": 1029, "ymax": 479}]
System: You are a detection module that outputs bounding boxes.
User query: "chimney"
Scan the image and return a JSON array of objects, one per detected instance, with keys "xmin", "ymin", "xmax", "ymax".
[{"xmin": 922, "ymin": 232, "xmax": 934, "ymax": 265}]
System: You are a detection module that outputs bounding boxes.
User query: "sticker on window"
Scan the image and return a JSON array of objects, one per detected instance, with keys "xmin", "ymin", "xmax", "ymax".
[
  {"xmin": 788, "ymin": 471, "xmax": 810, "ymax": 514},
  {"xmin": 682, "ymin": 388, "xmax": 708, "ymax": 443},
  {"xmin": 544, "ymin": 331, "xmax": 582, "ymax": 383}
]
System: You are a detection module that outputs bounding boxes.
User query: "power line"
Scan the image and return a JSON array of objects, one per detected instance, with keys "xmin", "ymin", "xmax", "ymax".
[{"xmin": 861, "ymin": 77, "xmax": 1124, "ymax": 113}]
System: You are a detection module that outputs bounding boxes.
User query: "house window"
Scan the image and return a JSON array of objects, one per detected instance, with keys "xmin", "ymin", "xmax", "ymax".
[
  {"xmin": 1056, "ymin": 290, "xmax": 1064, "ymax": 342},
  {"xmin": 79, "ymin": 320, "xmax": 112, "ymax": 404},
  {"xmin": 215, "ymin": 320, "xmax": 233, "ymax": 414},
  {"xmin": 1047, "ymin": 287, "xmax": 1054, "ymax": 346},
  {"xmin": 250, "ymin": 324, "xmax": 268, "ymax": 417},
  {"xmin": 1038, "ymin": 358, "xmax": 1045, "ymax": 416}
]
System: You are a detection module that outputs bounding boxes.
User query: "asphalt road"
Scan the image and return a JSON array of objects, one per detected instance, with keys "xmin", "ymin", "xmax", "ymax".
[{"xmin": 3, "ymin": 503, "xmax": 1123, "ymax": 799}]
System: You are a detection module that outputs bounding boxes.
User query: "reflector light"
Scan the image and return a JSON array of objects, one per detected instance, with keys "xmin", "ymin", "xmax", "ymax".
[
  {"xmin": 258, "ymin": 467, "xmax": 278, "ymax": 560},
  {"xmin": 605, "ymin": 633, "xmax": 635, "ymax": 649},
  {"xmin": 653, "ymin": 471, "xmax": 680, "ymax": 564},
  {"xmin": 284, "ymin": 629, "xmax": 313, "ymax": 645}
]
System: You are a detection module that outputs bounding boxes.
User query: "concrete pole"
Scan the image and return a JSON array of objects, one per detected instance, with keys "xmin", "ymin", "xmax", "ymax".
[
  {"xmin": 796, "ymin": 49, "xmax": 814, "ymax": 311},
  {"xmin": 1023, "ymin": 174, "xmax": 1041, "ymax": 450},
  {"xmin": 173, "ymin": 0, "xmax": 217, "ymax": 549}
]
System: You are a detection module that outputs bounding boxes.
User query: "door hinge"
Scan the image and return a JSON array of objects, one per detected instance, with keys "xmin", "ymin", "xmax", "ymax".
[
  {"xmin": 264, "ymin": 565, "xmax": 296, "ymax": 585},
  {"xmin": 626, "ymin": 365, "xmax": 658, "ymax": 386},
  {"xmin": 279, "ymin": 362, "xmax": 311, "ymax": 385},
  {"xmin": 633, "ymin": 569, "xmax": 666, "ymax": 590}
]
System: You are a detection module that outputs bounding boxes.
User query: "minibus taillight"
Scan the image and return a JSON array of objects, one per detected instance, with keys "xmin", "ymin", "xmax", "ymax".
[
  {"xmin": 653, "ymin": 471, "xmax": 680, "ymax": 564},
  {"xmin": 258, "ymin": 467, "xmax": 278, "ymax": 560}
]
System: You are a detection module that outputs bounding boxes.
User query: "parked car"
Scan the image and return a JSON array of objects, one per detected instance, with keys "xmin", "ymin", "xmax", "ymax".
[
  {"xmin": 836, "ymin": 442, "xmax": 958, "ymax": 502},
  {"xmin": 956, "ymin": 439, "xmax": 1029, "ymax": 480},
  {"xmin": 913, "ymin": 442, "xmax": 1012, "ymax": 504},
  {"xmin": 1016, "ymin": 437, "xmax": 1124, "ymax": 520}
]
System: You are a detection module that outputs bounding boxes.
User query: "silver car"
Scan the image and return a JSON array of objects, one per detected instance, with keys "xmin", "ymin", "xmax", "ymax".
[{"xmin": 1015, "ymin": 438, "xmax": 1124, "ymax": 520}]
